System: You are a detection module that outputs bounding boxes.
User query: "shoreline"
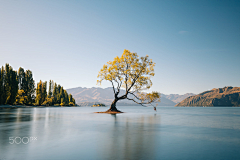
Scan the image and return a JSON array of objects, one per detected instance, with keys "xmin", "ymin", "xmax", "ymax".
[{"xmin": 0, "ymin": 105, "xmax": 77, "ymax": 109}]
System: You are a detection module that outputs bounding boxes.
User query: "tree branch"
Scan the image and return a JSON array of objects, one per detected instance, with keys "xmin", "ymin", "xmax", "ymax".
[
  {"xmin": 128, "ymin": 92, "xmax": 142, "ymax": 101},
  {"xmin": 110, "ymin": 80, "xmax": 116, "ymax": 95},
  {"xmin": 127, "ymin": 64, "xmax": 146, "ymax": 93},
  {"xmin": 125, "ymin": 62, "xmax": 129, "ymax": 94},
  {"xmin": 127, "ymin": 95, "xmax": 158, "ymax": 105},
  {"xmin": 126, "ymin": 98, "xmax": 148, "ymax": 107}
]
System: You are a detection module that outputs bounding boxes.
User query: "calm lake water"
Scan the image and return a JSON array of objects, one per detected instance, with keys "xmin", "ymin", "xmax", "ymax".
[{"xmin": 0, "ymin": 106, "xmax": 240, "ymax": 160}]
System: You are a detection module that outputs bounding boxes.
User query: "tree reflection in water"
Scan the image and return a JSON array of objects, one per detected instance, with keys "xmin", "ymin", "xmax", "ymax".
[{"xmin": 101, "ymin": 113, "xmax": 161, "ymax": 160}]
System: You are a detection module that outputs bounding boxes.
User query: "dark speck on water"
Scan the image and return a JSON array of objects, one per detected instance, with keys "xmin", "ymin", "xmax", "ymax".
[{"xmin": 0, "ymin": 106, "xmax": 240, "ymax": 160}]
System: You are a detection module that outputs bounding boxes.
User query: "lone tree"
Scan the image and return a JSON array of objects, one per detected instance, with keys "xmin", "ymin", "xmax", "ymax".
[{"xmin": 97, "ymin": 49, "xmax": 160, "ymax": 113}]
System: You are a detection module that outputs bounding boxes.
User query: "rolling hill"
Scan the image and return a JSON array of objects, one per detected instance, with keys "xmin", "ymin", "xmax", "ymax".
[{"xmin": 176, "ymin": 86, "xmax": 240, "ymax": 107}]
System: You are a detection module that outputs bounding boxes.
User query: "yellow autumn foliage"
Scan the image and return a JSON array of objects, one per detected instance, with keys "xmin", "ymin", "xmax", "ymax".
[{"xmin": 97, "ymin": 49, "xmax": 160, "ymax": 106}]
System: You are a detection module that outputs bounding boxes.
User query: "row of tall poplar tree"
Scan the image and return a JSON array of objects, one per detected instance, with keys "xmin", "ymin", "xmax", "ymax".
[{"xmin": 0, "ymin": 63, "xmax": 75, "ymax": 106}]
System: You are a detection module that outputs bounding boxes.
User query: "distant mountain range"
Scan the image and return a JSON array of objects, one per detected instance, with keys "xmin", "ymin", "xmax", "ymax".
[
  {"xmin": 176, "ymin": 86, "xmax": 240, "ymax": 107},
  {"xmin": 66, "ymin": 87, "xmax": 195, "ymax": 106},
  {"xmin": 161, "ymin": 93, "xmax": 195, "ymax": 103}
]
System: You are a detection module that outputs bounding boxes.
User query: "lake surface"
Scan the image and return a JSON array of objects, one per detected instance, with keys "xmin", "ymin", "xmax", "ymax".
[{"xmin": 0, "ymin": 106, "xmax": 240, "ymax": 160}]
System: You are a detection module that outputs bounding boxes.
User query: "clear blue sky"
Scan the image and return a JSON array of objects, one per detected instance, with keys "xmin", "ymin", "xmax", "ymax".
[{"xmin": 0, "ymin": 0, "xmax": 239, "ymax": 94}]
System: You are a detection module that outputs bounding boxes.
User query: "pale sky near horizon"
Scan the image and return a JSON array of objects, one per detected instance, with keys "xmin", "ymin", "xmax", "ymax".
[{"xmin": 0, "ymin": 0, "xmax": 239, "ymax": 95}]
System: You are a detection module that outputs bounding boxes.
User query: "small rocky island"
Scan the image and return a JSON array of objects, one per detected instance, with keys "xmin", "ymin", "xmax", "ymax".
[
  {"xmin": 91, "ymin": 103, "xmax": 106, "ymax": 107},
  {"xmin": 176, "ymin": 86, "xmax": 240, "ymax": 107}
]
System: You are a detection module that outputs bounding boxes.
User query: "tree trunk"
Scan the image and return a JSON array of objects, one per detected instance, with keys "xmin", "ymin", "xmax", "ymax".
[{"xmin": 107, "ymin": 98, "xmax": 121, "ymax": 112}]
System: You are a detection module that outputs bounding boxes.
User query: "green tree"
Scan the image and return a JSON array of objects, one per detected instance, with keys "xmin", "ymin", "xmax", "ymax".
[
  {"xmin": 35, "ymin": 80, "xmax": 47, "ymax": 105},
  {"xmin": 42, "ymin": 80, "xmax": 55, "ymax": 106},
  {"xmin": 25, "ymin": 70, "xmax": 35, "ymax": 105},
  {"xmin": 69, "ymin": 94, "xmax": 75, "ymax": 106},
  {"xmin": 56, "ymin": 85, "xmax": 61, "ymax": 104},
  {"xmin": 15, "ymin": 90, "xmax": 27, "ymax": 105},
  {"xmin": 38, "ymin": 81, "xmax": 75, "ymax": 106},
  {"xmin": 42, "ymin": 97, "xmax": 53, "ymax": 106},
  {"xmin": 59, "ymin": 87, "xmax": 65, "ymax": 106},
  {"xmin": 4, "ymin": 64, "xmax": 11, "ymax": 104},
  {"xmin": 18, "ymin": 67, "xmax": 26, "ymax": 91},
  {"xmin": 52, "ymin": 82, "xmax": 57, "ymax": 103},
  {"xmin": 4, "ymin": 64, "xmax": 18, "ymax": 105},
  {"xmin": 16, "ymin": 69, "xmax": 35, "ymax": 105},
  {"xmin": 9, "ymin": 69, "xmax": 18, "ymax": 104},
  {"xmin": 0, "ymin": 66, "xmax": 4, "ymax": 105},
  {"xmin": 42, "ymin": 81, "xmax": 47, "ymax": 103},
  {"xmin": 48, "ymin": 80, "xmax": 53, "ymax": 98},
  {"xmin": 69, "ymin": 94, "xmax": 73, "ymax": 102},
  {"xmin": 72, "ymin": 98, "xmax": 75, "ymax": 105},
  {"xmin": 97, "ymin": 49, "xmax": 160, "ymax": 112},
  {"xmin": 35, "ymin": 80, "xmax": 42, "ymax": 105},
  {"xmin": 64, "ymin": 90, "xmax": 69, "ymax": 105},
  {"xmin": 60, "ymin": 98, "xmax": 65, "ymax": 106}
]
